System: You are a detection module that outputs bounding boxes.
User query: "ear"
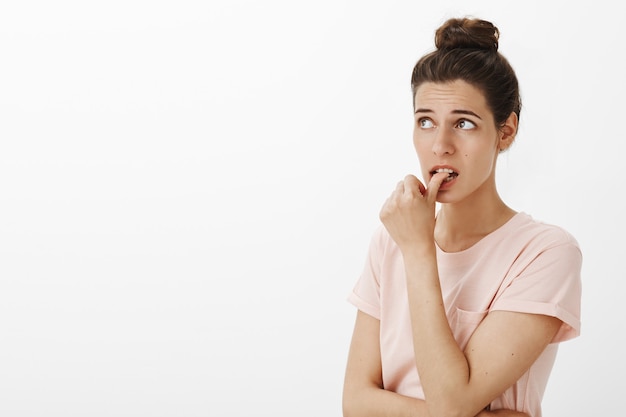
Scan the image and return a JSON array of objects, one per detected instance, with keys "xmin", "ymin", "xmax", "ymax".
[{"xmin": 498, "ymin": 112, "xmax": 518, "ymax": 152}]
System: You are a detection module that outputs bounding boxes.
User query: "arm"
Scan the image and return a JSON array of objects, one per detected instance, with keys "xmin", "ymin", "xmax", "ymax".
[
  {"xmin": 342, "ymin": 310, "xmax": 532, "ymax": 417},
  {"xmin": 404, "ymin": 249, "xmax": 560, "ymax": 417},
  {"xmin": 343, "ymin": 310, "xmax": 430, "ymax": 417},
  {"xmin": 379, "ymin": 174, "xmax": 561, "ymax": 417}
]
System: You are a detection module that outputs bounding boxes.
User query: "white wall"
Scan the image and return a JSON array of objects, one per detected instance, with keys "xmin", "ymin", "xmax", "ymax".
[{"xmin": 0, "ymin": 1, "xmax": 623, "ymax": 416}]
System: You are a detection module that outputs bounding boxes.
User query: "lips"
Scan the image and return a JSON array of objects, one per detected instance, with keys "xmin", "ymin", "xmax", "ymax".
[{"xmin": 430, "ymin": 167, "xmax": 459, "ymax": 182}]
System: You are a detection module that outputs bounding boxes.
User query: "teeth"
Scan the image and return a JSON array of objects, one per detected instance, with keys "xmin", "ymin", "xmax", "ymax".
[{"xmin": 432, "ymin": 168, "xmax": 457, "ymax": 182}]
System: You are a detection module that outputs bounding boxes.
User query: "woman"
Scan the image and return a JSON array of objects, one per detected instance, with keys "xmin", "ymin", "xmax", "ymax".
[{"xmin": 342, "ymin": 17, "xmax": 582, "ymax": 417}]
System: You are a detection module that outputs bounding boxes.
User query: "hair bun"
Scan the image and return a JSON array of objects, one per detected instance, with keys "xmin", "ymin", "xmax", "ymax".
[{"xmin": 435, "ymin": 17, "xmax": 499, "ymax": 52}]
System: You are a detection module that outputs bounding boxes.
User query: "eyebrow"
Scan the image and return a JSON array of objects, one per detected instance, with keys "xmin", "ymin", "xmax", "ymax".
[{"xmin": 414, "ymin": 108, "xmax": 482, "ymax": 120}]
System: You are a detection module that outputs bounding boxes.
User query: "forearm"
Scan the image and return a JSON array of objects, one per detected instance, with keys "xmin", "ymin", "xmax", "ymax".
[
  {"xmin": 403, "ymin": 244, "xmax": 476, "ymax": 416},
  {"xmin": 343, "ymin": 383, "xmax": 528, "ymax": 417},
  {"xmin": 478, "ymin": 410, "xmax": 530, "ymax": 417},
  {"xmin": 343, "ymin": 384, "xmax": 429, "ymax": 417}
]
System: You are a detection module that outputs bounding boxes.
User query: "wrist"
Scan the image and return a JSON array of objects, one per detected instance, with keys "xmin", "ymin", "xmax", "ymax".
[{"xmin": 400, "ymin": 239, "xmax": 436, "ymax": 262}]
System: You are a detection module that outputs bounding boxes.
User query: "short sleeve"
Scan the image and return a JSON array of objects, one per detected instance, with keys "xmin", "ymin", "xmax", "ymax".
[
  {"xmin": 491, "ymin": 235, "xmax": 582, "ymax": 343},
  {"xmin": 347, "ymin": 226, "xmax": 385, "ymax": 320}
]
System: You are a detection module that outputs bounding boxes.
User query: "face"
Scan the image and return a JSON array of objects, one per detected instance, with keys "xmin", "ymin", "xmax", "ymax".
[{"xmin": 413, "ymin": 80, "xmax": 516, "ymax": 204}]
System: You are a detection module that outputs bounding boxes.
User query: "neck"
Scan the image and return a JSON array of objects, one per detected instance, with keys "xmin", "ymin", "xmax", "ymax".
[{"xmin": 435, "ymin": 189, "xmax": 516, "ymax": 252}]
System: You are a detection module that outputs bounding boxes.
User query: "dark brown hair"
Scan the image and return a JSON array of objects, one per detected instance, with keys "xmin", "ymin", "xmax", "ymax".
[{"xmin": 411, "ymin": 17, "xmax": 521, "ymax": 128}]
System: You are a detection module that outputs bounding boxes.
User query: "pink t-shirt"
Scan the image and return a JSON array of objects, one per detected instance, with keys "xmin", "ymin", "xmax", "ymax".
[{"xmin": 348, "ymin": 212, "xmax": 582, "ymax": 417}]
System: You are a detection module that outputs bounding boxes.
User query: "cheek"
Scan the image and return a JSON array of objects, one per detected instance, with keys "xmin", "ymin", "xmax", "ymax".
[
  {"xmin": 414, "ymin": 142, "xmax": 430, "ymax": 164},
  {"xmin": 472, "ymin": 151, "xmax": 498, "ymax": 179},
  {"xmin": 413, "ymin": 141, "xmax": 430, "ymax": 177},
  {"xmin": 413, "ymin": 133, "xmax": 429, "ymax": 153}
]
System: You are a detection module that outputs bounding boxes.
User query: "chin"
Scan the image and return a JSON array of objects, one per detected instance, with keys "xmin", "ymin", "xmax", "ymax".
[{"xmin": 435, "ymin": 190, "xmax": 461, "ymax": 205}]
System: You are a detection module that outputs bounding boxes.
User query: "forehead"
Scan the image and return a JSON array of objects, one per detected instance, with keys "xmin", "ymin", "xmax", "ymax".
[{"xmin": 413, "ymin": 80, "xmax": 489, "ymax": 113}]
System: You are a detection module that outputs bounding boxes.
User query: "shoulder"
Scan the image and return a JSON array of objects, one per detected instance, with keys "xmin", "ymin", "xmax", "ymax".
[
  {"xmin": 501, "ymin": 213, "xmax": 583, "ymax": 282},
  {"xmin": 508, "ymin": 212, "xmax": 581, "ymax": 254},
  {"xmin": 484, "ymin": 213, "xmax": 582, "ymax": 276}
]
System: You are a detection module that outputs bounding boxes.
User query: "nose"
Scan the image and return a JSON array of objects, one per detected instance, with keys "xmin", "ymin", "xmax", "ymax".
[{"xmin": 432, "ymin": 127, "xmax": 455, "ymax": 156}]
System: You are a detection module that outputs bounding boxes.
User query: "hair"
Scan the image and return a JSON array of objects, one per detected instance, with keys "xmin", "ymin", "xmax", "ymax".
[{"xmin": 410, "ymin": 17, "xmax": 521, "ymax": 129}]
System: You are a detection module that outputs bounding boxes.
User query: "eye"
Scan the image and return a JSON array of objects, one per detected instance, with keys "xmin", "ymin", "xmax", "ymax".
[
  {"xmin": 457, "ymin": 119, "xmax": 476, "ymax": 130},
  {"xmin": 418, "ymin": 118, "xmax": 435, "ymax": 129}
]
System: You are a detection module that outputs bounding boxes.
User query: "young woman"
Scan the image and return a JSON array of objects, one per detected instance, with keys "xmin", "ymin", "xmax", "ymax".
[{"xmin": 342, "ymin": 17, "xmax": 582, "ymax": 417}]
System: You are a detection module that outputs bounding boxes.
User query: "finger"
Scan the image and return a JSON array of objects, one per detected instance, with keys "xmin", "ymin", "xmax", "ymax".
[
  {"xmin": 425, "ymin": 171, "xmax": 449, "ymax": 204},
  {"xmin": 395, "ymin": 180, "xmax": 405, "ymax": 193},
  {"xmin": 403, "ymin": 174, "xmax": 425, "ymax": 196}
]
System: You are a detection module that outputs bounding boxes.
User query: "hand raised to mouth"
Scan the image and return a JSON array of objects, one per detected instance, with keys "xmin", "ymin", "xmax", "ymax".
[{"xmin": 378, "ymin": 172, "xmax": 449, "ymax": 252}]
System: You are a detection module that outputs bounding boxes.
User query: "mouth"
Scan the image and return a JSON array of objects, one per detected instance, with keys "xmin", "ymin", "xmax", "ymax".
[{"xmin": 430, "ymin": 168, "xmax": 459, "ymax": 182}]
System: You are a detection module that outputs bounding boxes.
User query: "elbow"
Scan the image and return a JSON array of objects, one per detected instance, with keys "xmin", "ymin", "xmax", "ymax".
[
  {"xmin": 342, "ymin": 386, "xmax": 361, "ymax": 417},
  {"xmin": 428, "ymin": 410, "xmax": 464, "ymax": 417},
  {"xmin": 426, "ymin": 400, "xmax": 473, "ymax": 417},
  {"xmin": 342, "ymin": 382, "xmax": 376, "ymax": 417},
  {"xmin": 424, "ymin": 382, "xmax": 480, "ymax": 417},
  {"xmin": 342, "ymin": 399, "xmax": 355, "ymax": 417},
  {"xmin": 427, "ymin": 409, "xmax": 459, "ymax": 417}
]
